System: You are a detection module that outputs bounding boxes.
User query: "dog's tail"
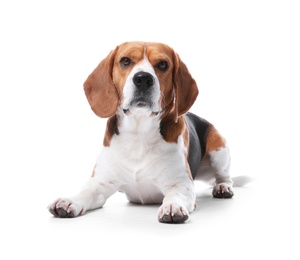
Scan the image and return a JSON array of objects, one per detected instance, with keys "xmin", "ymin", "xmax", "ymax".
[{"xmin": 232, "ymin": 175, "xmax": 256, "ymax": 187}]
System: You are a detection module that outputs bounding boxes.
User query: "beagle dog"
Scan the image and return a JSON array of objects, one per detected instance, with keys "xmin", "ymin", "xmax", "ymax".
[{"xmin": 48, "ymin": 41, "xmax": 234, "ymax": 223}]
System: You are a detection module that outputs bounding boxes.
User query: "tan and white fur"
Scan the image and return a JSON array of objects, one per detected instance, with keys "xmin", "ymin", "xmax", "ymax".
[{"xmin": 48, "ymin": 42, "xmax": 233, "ymax": 223}]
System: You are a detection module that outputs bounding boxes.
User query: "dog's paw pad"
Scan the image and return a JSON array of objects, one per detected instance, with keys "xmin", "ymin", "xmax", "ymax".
[
  {"xmin": 213, "ymin": 183, "xmax": 234, "ymax": 198},
  {"xmin": 48, "ymin": 198, "xmax": 82, "ymax": 218},
  {"xmin": 158, "ymin": 203, "xmax": 189, "ymax": 224}
]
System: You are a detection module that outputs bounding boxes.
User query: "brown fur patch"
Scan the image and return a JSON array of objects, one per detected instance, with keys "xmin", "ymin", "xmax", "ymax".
[
  {"xmin": 160, "ymin": 115, "xmax": 185, "ymax": 143},
  {"xmin": 206, "ymin": 125, "xmax": 226, "ymax": 153},
  {"xmin": 182, "ymin": 122, "xmax": 189, "ymax": 153},
  {"xmin": 182, "ymin": 124, "xmax": 193, "ymax": 181},
  {"xmin": 91, "ymin": 164, "xmax": 97, "ymax": 177},
  {"xmin": 103, "ymin": 115, "xmax": 119, "ymax": 147}
]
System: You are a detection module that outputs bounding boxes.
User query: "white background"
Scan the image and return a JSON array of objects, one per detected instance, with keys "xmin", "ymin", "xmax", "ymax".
[{"xmin": 1, "ymin": 0, "xmax": 299, "ymax": 259}]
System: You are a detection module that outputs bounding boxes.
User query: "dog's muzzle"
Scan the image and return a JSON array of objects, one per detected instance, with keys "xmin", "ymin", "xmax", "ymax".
[{"xmin": 130, "ymin": 72, "xmax": 155, "ymax": 108}]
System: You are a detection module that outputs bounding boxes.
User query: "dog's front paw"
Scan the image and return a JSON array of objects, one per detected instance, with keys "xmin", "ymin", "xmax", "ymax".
[
  {"xmin": 158, "ymin": 203, "xmax": 189, "ymax": 224},
  {"xmin": 213, "ymin": 183, "xmax": 234, "ymax": 198},
  {"xmin": 48, "ymin": 198, "xmax": 83, "ymax": 218}
]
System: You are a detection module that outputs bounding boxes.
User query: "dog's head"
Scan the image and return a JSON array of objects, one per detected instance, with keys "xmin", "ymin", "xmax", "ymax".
[{"xmin": 84, "ymin": 42, "xmax": 198, "ymax": 122}]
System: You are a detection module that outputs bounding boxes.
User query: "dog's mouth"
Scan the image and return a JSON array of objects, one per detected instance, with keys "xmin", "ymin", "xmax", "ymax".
[
  {"xmin": 123, "ymin": 98, "xmax": 159, "ymax": 116},
  {"xmin": 123, "ymin": 108, "xmax": 159, "ymax": 116},
  {"xmin": 130, "ymin": 97, "xmax": 152, "ymax": 108}
]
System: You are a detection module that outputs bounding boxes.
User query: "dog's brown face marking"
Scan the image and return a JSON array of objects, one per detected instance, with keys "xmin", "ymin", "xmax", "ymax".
[{"xmin": 112, "ymin": 42, "xmax": 175, "ymax": 110}]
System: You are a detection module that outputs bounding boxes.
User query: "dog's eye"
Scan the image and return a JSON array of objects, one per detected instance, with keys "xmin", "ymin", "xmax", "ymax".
[
  {"xmin": 120, "ymin": 57, "xmax": 132, "ymax": 67},
  {"xmin": 156, "ymin": 61, "xmax": 168, "ymax": 72}
]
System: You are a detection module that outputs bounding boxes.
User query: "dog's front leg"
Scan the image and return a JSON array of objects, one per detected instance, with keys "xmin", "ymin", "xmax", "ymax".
[
  {"xmin": 157, "ymin": 179, "xmax": 196, "ymax": 224},
  {"xmin": 48, "ymin": 177, "xmax": 119, "ymax": 218}
]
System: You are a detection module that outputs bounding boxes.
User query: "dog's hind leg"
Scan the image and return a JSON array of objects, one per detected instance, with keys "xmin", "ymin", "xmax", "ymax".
[
  {"xmin": 209, "ymin": 145, "xmax": 234, "ymax": 198},
  {"xmin": 205, "ymin": 125, "xmax": 234, "ymax": 198}
]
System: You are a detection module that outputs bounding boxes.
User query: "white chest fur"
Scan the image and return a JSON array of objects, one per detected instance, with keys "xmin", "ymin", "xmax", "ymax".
[{"xmin": 93, "ymin": 113, "xmax": 189, "ymax": 204}]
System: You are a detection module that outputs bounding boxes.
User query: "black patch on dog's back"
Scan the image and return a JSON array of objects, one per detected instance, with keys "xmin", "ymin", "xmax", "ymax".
[{"xmin": 184, "ymin": 112, "xmax": 211, "ymax": 179}]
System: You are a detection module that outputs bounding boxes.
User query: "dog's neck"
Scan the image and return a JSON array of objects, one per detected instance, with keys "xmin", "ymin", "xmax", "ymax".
[
  {"xmin": 103, "ymin": 107, "xmax": 185, "ymax": 147},
  {"xmin": 118, "ymin": 108, "xmax": 161, "ymax": 136},
  {"xmin": 103, "ymin": 108, "xmax": 161, "ymax": 147}
]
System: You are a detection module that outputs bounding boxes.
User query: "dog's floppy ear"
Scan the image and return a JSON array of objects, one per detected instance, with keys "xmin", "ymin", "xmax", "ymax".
[
  {"xmin": 172, "ymin": 52, "xmax": 198, "ymax": 122},
  {"xmin": 84, "ymin": 47, "xmax": 119, "ymax": 118}
]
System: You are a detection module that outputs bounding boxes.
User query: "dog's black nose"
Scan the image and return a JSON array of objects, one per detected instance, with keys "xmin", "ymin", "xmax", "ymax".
[{"xmin": 133, "ymin": 72, "xmax": 154, "ymax": 89}]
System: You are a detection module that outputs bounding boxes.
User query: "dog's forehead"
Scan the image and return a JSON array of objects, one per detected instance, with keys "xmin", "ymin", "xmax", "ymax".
[
  {"xmin": 116, "ymin": 42, "xmax": 173, "ymax": 62},
  {"xmin": 116, "ymin": 42, "xmax": 144, "ymax": 60}
]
